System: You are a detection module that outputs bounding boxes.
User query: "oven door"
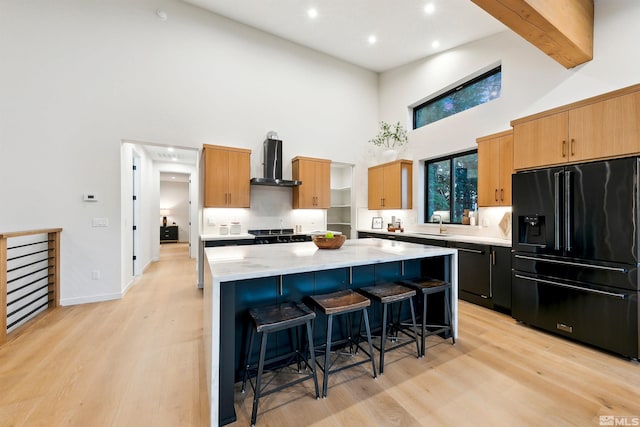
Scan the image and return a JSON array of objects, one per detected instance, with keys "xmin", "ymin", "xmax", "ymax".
[{"xmin": 512, "ymin": 271, "xmax": 638, "ymax": 358}]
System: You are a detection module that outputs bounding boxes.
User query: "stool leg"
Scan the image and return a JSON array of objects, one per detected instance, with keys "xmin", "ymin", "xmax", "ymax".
[
  {"xmin": 242, "ymin": 326, "xmax": 256, "ymax": 393},
  {"xmin": 380, "ymin": 303, "xmax": 388, "ymax": 375},
  {"xmin": 305, "ymin": 319, "xmax": 320, "ymax": 399},
  {"xmin": 421, "ymin": 293, "xmax": 427, "ymax": 359},
  {"xmin": 409, "ymin": 297, "xmax": 420, "ymax": 358},
  {"xmin": 446, "ymin": 288, "xmax": 456, "ymax": 344},
  {"xmin": 251, "ymin": 332, "xmax": 269, "ymax": 427},
  {"xmin": 322, "ymin": 314, "xmax": 333, "ymax": 398},
  {"xmin": 361, "ymin": 308, "xmax": 377, "ymax": 378}
]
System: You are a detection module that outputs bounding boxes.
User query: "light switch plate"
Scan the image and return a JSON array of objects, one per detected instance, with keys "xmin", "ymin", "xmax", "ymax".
[{"xmin": 92, "ymin": 217, "xmax": 109, "ymax": 227}]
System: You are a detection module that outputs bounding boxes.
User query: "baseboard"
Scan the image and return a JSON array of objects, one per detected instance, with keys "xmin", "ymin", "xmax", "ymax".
[{"xmin": 60, "ymin": 292, "xmax": 122, "ymax": 306}]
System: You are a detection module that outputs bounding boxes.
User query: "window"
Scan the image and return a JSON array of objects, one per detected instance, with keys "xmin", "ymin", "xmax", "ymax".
[
  {"xmin": 413, "ymin": 66, "xmax": 501, "ymax": 129},
  {"xmin": 425, "ymin": 150, "xmax": 478, "ymax": 224}
]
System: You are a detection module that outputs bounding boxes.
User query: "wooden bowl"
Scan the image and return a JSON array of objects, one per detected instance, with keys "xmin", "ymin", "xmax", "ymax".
[{"xmin": 312, "ymin": 234, "xmax": 346, "ymax": 249}]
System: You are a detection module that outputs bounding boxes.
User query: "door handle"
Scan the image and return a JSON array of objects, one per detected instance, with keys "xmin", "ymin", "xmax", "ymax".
[
  {"xmin": 456, "ymin": 247, "xmax": 484, "ymax": 254},
  {"xmin": 515, "ymin": 274, "xmax": 627, "ymax": 299},
  {"xmin": 565, "ymin": 171, "xmax": 572, "ymax": 252},
  {"xmin": 554, "ymin": 172, "xmax": 562, "ymax": 251}
]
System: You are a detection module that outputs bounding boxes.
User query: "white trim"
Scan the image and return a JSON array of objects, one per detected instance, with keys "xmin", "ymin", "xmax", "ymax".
[{"xmin": 60, "ymin": 292, "xmax": 122, "ymax": 306}]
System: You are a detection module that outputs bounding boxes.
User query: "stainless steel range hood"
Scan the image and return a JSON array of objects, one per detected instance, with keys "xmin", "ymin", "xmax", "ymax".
[{"xmin": 250, "ymin": 136, "xmax": 301, "ymax": 187}]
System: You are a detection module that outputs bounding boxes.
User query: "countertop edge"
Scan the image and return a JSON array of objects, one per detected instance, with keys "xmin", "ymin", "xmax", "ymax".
[{"xmin": 358, "ymin": 229, "xmax": 512, "ymax": 247}]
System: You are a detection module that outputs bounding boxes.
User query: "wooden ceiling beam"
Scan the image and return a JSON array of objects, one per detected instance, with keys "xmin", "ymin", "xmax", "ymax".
[{"xmin": 470, "ymin": 0, "xmax": 594, "ymax": 68}]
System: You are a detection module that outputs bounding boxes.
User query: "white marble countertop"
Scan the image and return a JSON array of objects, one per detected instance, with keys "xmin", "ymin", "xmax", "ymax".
[
  {"xmin": 200, "ymin": 233, "xmax": 255, "ymax": 241},
  {"xmin": 358, "ymin": 229, "xmax": 512, "ymax": 247},
  {"xmin": 205, "ymin": 237, "xmax": 457, "ymax": 282}
]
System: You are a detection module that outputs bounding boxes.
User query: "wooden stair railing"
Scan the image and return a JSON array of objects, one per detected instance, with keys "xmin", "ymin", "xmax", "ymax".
[{"xmin": 1, "ymin": 228, "xmax": 62, "ymax": 345}]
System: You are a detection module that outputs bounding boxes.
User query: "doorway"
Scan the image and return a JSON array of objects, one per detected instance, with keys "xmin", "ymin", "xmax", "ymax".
[
  {"xmin": 120, "ymin": 141, "xmax": 199, "ymax": 291},
  {"xmin": 160, "ymin": 173, "xmax": 191, "ymax": 246}
]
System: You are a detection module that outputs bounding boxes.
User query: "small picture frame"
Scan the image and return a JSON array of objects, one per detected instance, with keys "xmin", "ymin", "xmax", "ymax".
[{"xmin": 372, "ymin": 217, "xmax": 383, "ymax": 229}]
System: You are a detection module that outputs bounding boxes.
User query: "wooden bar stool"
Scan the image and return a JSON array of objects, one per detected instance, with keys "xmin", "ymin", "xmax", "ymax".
[
  {"xmin": 400, "ymin": 279, "xmax": 455, "ymax": 358},
  {"xmin": 308, "ymin": 289, "xmax": 377, "ymax": 398},
  {"xmin": 241, "ymin": 301, "xmax": 320, "ymax": 426},
  {"xmin": 357, "ymin": 283, "xmax": 420, "ymax": 374}
]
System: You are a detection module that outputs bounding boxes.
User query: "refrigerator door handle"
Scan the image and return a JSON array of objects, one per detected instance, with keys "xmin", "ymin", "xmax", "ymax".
[
  {"xmin": 514, "ymin": 254, "xmax": 629, "ymax": 273},
  {"xmin": 554, "ymin": 171, "xmax": 562, "ymax": 251},
  {"xmin": 514, "ymin": 274, "xmax": 627, "ymax": 299},
  {"xmin": 564, "ymin": 171, "xmax": 572, "ymax": 252}
]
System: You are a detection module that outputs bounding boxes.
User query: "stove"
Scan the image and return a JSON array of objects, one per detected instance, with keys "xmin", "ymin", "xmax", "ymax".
[{"xmin": 248, "ymin": 228, "xmax": 312, "ymax": 244}]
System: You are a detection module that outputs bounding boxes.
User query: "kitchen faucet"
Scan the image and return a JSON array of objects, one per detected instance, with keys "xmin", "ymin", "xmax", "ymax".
[{"xmin": 432, "ymin": 214, "xmax": 447, "ymax": 234}]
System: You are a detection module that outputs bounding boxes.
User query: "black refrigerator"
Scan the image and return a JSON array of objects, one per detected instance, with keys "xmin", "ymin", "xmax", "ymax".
[{"xmin": 512, "ymin": 157, "xmax": 639, "ymax": 358}]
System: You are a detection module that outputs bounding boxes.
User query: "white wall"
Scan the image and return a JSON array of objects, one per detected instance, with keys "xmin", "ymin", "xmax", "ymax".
[
  {"xmin": 0, "ymin": 0, "xmax": 378, "ymax": 305},
  {"xmin": 374, "ymin": 0, "xmax": 640, "ymax": 233}
]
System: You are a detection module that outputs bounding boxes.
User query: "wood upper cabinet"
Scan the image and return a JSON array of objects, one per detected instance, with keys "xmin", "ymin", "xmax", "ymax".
[
  {"xmin": 203, "ymin": 144, "xmax": 251, "ymax": 208},
  {"xmin": 477, "ymin": 130, "xmax": 513, "ymax": 207},
  {"xmin": 513, "ymin": 112, "xmax": 568, "ymax": 170},
  {"xmin": 512, "ymin": 85, "xmax": 640, "ymax": 170},
  {"xmin": 292, "ymin": 157, "xmax": 331, "ymax": 209},
  {"xmin": 368, "ymin": 160, "xmax": 413, "ymax": 210},
  {"xmin": 568, "ymin": 91, "xmax": 640, "ymax": 162}
]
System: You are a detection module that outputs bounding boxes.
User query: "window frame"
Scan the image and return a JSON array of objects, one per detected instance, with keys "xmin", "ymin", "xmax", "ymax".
[
  {"xmin": 424, "ymin": 149, "xmax": 478, "ymax": 224},
  {"xmin": 412, "ymin": 65, "xmax": 502, "ymax": 130}
]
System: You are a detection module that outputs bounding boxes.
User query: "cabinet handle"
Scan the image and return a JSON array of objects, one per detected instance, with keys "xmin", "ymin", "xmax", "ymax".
[
  {"xmin": 494, "ymin": 189, "xmax": 498, "ymax": 202},
  {"xmin": 491, "ymin": 250, "xmax": 496, "ymax": 265},
  {"xmin": 570, "ymin": 138, "xmax": 575, "ymax": 156},
  {"xmin": 500, "ymin": 189, "xmax": 504, "ymax": 201},
  {"xmin": 562, "ymin": 140, "xmax": 566, "ymax": 157},
  {"xmin": 224, "ymin": 193, "xmax": 228, "ymax": 204},
  {"xmin": 229, "ymin": 193, "xmax": 231, "ymax": 205}
]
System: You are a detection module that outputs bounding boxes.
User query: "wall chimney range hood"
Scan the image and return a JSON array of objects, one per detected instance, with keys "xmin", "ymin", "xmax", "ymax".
[{"xmin": 250, "ymin": 135, "xmax": 301, "ymax": 187}]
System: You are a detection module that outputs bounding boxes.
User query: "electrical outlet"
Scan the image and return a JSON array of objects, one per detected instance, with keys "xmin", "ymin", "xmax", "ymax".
[{"xmin": 91, "ymin": 270, "xmax": 101, "ymax": 280}]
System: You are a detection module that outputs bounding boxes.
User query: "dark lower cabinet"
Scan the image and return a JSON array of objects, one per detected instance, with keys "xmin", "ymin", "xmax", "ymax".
[
  {"xmin": 359, "ymin": 231, "xmax": 511, "ymax": 312},
  {"xmin": 491, "ymin": 246, "xmax": 512, "ymax": 313},
  {"xmin": 448, "ymin": 241, "xmax": 492, "ymax": 308}
]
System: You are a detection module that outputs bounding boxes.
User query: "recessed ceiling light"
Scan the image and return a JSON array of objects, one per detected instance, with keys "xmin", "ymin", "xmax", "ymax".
[
  {"xmin": 171, "ymin": 176, "xmax": 176, "ymax": 180},
  {"xmin": 424, "ymin": 3, "xmax": 435, "ymax": 14},
  {"xmin": 167, "ymin": 147, "xmax": 174, "ymax": 152},
  {"xmin": 172, "ymin": 157, "xmax": 178, "ymax": 161},
  {"xmin": 432, "ymin": 40, "xmax": 440, "ymax": 48},
  {"xmin": 155, "ymin": 9, "xmax": 167, "ymax": 21},
  {"xmin": 307, "ymin": 8, "xmax": 318, "ymax": 19},
  {"xmin": 368, "ymin": 35, "xmax": 377, "ymax": 45}
]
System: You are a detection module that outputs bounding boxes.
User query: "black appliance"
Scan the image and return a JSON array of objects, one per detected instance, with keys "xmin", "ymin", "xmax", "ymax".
[
  {"xmin": 250, "ymin": 136, "xmax": 302, "ymax": 187},
  {"xmin": 248, "ymin": 229, "xmax": 312, "ymax": 244},
  {"xmin": 512, "ymin": 157, "xmax": 639, "ymax": 358}
]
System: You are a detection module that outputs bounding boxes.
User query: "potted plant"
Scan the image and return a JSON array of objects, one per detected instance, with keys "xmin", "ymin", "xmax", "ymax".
[{"xmin": 369, "ymin": 121, "xmax": 408, "ymax": 162}]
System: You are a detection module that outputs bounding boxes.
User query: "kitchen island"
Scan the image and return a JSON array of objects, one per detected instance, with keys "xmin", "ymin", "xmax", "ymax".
[{"xmin": 203, "ymin": 238, "xmax": 458, "ymax": 426}]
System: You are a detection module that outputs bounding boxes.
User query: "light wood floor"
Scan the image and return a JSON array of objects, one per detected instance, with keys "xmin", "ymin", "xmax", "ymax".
[{"xmin": 1, "ymin": 243, "xmax": 639, "ymax": 426}]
